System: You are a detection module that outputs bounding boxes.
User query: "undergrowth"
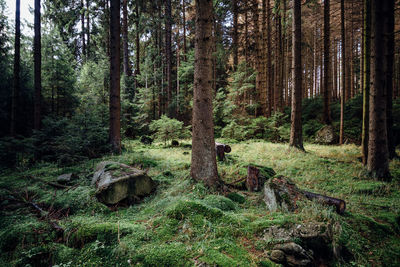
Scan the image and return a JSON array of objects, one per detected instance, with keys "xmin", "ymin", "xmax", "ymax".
[{"xmin": 0, "ymin": 140, "xmax": 399, "ymax": 266}]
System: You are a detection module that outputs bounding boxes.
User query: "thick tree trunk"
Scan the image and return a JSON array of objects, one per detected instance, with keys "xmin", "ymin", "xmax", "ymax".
[
  {"xmin": 323, "ymin": 0, "xmax": 331, "ymax": 125},
  {"xmin": 339, "ymin": 0, "xmax": 345, "ymax": 145},
  {"xmin": 109, "ymin": 0, "xmax": 121, "ymax": 154},
  {"xmin": 191, "ymin": 0, "xmax": 221, "ymax": 188},
  {"xmin": 362, "ymin": 0, "xmax": 371, "ymax": 165},
  {"xmin": 289, "ymin": 0, "xmax": 303, "ymax": 151},
  {"xmin": 11, "ymin": 0, "xmax": 20, "ymax": 136},
  {"xmin": 165, "ymin": 0, "xmax": 172, "ymax": 116},
  {"xmin": 122, "ymin": 0, "xmax": 131, "ymax": 77},
  {"xmin": 34, "ymin": 0, "xmax": 41, "ymax": 131},
  {"xmin": 367, "ymin": 0, "xmax": 390, "ymax": 181}
]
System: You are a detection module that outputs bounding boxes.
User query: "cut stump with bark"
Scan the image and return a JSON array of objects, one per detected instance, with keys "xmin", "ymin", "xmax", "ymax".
[{"xmin": 215, "ymin": 142, "xmax": 232, "ymax": 161}]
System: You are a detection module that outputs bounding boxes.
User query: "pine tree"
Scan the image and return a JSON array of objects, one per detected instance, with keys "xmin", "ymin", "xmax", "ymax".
[{"xmin": 191, "ymin": 0, "xmax": 221, "ymax": 188}]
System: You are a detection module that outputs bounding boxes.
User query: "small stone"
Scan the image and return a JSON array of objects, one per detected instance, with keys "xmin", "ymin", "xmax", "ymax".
[{"xmin": 57, "ymin": 173, "xmax": 78, "ymax": 184}]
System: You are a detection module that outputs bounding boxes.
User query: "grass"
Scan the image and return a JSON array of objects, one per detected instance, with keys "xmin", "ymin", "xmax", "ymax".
[{"xmin": 0, "ymin": 139, "xmax": 399, "ymax": 266}]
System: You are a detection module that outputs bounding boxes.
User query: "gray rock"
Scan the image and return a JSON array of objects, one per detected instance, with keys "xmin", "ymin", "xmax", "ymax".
[
  {"xmin": 269, "ymin": 250, "xmax": 285, "ymax": 263},
  {"xmin": 57, "ymin": 173, "xmax": 78, "ymax": 184},
  {"xmin": 264, "ymin": 222, "xmax": 345, "ymax": 266},
  {"xmin": 92, "ymin": 161, "xmax": 157, "ymax": 205},
  {"xmin": 315, "ymin": 125, "xmax": 338, "ymax": 144},
  {"xmin": 263, "ymin": 176, "xmax": 304, "ymax": 212}
]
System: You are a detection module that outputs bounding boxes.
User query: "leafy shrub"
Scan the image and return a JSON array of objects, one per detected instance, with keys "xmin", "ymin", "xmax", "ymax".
[
  {"xmin": 221, "ymin": 121, "xmax": 249, "ymax": 141},
  {"xmin": 149, "ymin": 115, "xmax": 189, "ymax": 145}
]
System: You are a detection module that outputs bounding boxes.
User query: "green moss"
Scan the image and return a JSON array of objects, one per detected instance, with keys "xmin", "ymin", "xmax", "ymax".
[
  {"xmin": 133, "ymin": 242, "xmax": 189, "ymax": 266},
  {"xmin": 202, "ymin": 194, "xmax": 237, "ymax": 211},
  {"xmin": 227, "ymin": 192, "xmax": 246, "ymax": 204},
  {"xmin": 166, "ymin": 199, "xmax": 224, "ymax": 221}
]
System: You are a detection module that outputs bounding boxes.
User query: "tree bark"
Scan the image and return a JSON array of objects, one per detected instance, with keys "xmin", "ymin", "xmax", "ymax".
[
  {"xmin": 339, "ymin": 0, "xmax": 345, "ymax": 145},
  {"xmin": 362, "ymin": 0, "xmax": 371, "ymax": 165},
  {"xmin": 191, "ymin": 0, "xmax": 221, "ymax": 188},
  {"xmin": 289, "ymin": 0, "xmax": 303, "ymax": 151},
  {"xmin": 323, "ymin": 0, "xmax": 331, "ymax": 125},
  {"xmin": 109, "ymin": 0, "xmax": 121, "ymax": 154},
  {"xmin": 367, "ymin": 0, "xmax": 390, "ymax": 181},
  {"xmin": 34, "ymin": 0, "xmax": 41, "ymax": 131},
  {"xmin": 11, "ymin": 0, "xmax": 20, "ymax": 136}
]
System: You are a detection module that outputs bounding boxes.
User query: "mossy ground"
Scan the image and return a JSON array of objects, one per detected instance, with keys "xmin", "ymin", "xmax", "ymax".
[{"xmin": 0, "ymin": 140, "xmax": 399, "ymax": 266}]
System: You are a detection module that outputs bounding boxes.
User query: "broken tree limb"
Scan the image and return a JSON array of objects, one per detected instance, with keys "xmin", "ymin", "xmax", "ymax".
[
  {"xmin": 28, "ymin": 176, "xmax": 71, "ymax": 189},
  {"xmin": 215, "ymin": 142, "xmax": 232, "ymax": 161},
  {"xmin": 303, "ymin": 191, "xmax": 346, "ymax": 215}
]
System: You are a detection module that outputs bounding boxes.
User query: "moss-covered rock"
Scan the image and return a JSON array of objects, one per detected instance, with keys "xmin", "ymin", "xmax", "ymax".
[{"xmin": 92, "ymin": 161, "xmax": 157, "ymax": 205}]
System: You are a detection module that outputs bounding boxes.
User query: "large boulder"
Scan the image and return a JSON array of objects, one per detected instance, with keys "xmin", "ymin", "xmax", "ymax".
[
  {"xmin": 92, "ymin": 161, "xmax": 157, "ymax": 205},
  {"xmin": 315, "ymin": 125, "xmax": 338, "ymax": 144},
  {"xmin": 263, "ymin": 176, "xmax": 304, "ymax": 212}
]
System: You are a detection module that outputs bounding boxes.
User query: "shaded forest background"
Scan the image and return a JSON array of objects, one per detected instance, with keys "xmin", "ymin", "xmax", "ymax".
[{"xmin": 0, "ymin": 0, "xmax": 399, "ymax": 167}]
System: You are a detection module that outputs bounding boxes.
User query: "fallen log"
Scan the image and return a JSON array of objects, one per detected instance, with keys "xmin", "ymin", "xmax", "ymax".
[
  {"xmin": 303, "ymin": 191, "xmax": 346, "ymax": 215},
  {"xmin": 215, "ymin": 142, "xmax": 232, "ymax": 161}
]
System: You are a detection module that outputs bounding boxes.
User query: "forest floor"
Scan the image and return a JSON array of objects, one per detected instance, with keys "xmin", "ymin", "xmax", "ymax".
[{"xmin": 1, "ymin": 140, "xmax": 399, "ymax": 266}]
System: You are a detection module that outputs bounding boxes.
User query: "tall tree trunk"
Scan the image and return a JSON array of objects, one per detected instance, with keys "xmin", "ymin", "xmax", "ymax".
[
  {"xmin": 333, "ymin": 40, "xmax": 338, "ymax": 101},
  {"xmin": 34, "ymin": 0, "xmax": 41, "ymax": 131},
  {"xmin": 385, "ymin": 0, "xmax": 395, "ymax": 159},
  {"xmin": 11, "ymin": 0, "xmax": 20, "ymax": 136},
  {"xmin": 323, "ymin": 0, "xmax": 331, "ymax": 125},
  {"xmin": 182, "ymin": 0, "xmax": 187, "ymax": 61},
  {"xmin": 274, "ymin": 2, "xmax": 282, "ymax": 113},
  {"xmin": 86, "ymin": 0, "xmax": 90, "ymax": 58},
  {"xmin": 261, "ymin": 0, "xmax": 267, "ymax": 115},
  {"xmin": 134, "ymin": 2, "xmax": 140, "ymax": 93},
  {"xmin": 367, "ymin": 0, "xmax": 390, "ymax": 180},
  {"xmin": 362, "ymin": 0, "xmax": 371, "ymax": 165},
  {"xmin": 81, "ymin": 0, "xmax": 85, "ymax": 60},
  {"xmin": 289, "ymin": 0, "xmax": 303, "ymax": 151},
  {"xmin": 232, "ymin": 0, "xmax": 238, "ymax": 70},
  {"xmin": 191, "ymin": 0, "xmax": 221, "ymax": 188},
  {"xmin": 266, "ymin": 0, "xmax": 272, "ymax": 117},
  {"xmin": 339, "ymin": 0, "xmax": 345, "ymax": 145},
  {"xmin": 313, "ymin": 23, "xmax": 317, "ymax": 98},
  {"xmin": 109, "ymin": 0, "xmax": 121, "ymax": 154},
  {"xmin": 252, "ymin": 0, "xmax": 262, "ymax": 116},
  {"xmin": 122, "ymin": 0, "xmax": 131, "ymax": 77},
  {"xmin": 165, "ymin": 0, "xmax": 172, "ymax": 116}
]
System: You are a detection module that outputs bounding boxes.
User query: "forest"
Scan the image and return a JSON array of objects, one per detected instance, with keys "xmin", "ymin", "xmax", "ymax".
[{"xmin": 0, "ymin": 0, "xmax": 400, "ymax": 266}]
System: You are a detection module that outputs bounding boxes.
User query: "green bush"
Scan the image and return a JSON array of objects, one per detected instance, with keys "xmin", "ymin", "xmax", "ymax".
[
  {"xmin": 221, "ymin": 121, "xmax": 249, "ymax": 141},
  {"xmin": 149, "ymin": 115, "xmax": 189, "ymax": 145}
]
